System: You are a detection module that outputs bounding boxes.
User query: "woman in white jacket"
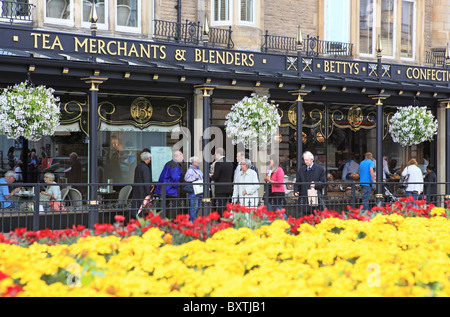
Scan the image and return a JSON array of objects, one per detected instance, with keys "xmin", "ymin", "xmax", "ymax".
[
  {"xmin": 401, "ymin": 158, "xmax": 423, "ymax": 201},
  {"xmin": 232, "ymin": 159, "xmax": 260, "ymax": 207}
]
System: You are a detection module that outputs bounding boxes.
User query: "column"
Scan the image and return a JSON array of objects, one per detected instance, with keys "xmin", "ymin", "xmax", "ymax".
[
  {"xmin": 289, "ymin": 89, "xmax": 310, "ymax": 170},
  {"xmin": 194, "ymin": 84, "xmax": 215, "ymax": 215},
  {"xmin": 369, "ymin": 94, "xmax": 389, "ymax": 205},
  {"xmin": 81, "ymin": 76, "xmax": 107, "ymax": 228},
  {"xmin": 439, "ymin": 99, "xmax": 450, "ymax": 195}
]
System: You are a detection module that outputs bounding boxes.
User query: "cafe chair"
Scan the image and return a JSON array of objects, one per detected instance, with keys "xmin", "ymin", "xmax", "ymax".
[
  {"xmin": 67, "ymin": 188, "xmax": 83, "ymax": 210},
  {"xmin": 117, "ymin": 185, "xmax": 132, "ymax": 209}
]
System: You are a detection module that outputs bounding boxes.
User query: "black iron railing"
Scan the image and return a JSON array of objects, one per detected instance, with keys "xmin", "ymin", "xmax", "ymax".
[
  {"xmin": 0, "ymin": 181, "xmax": 444, "ymax": 233},
  {"xmin": 261, "ymin": 31, "xmax": 353, "ymax": 57},
  {"xmin": 0, "ymin": 0, "xmax": 33, "ymax": 23},
  {"xmin": 153, "ymin": 19, "xmax": 234, "ymax": 49},
  {"xmin": 425, "ymin": 50, "xmax": 446, "ymax": 67}
]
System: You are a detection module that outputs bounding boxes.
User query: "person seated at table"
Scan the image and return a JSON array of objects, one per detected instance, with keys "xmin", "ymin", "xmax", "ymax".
[
  {"xmin": 0, "ymin": 171, "xmax": 21, "ymax": 209},
  {"xmin": 40, "ymin": 172, "xmax": 65, "ymax": 211},
  {"xmin": 341, "ymin": 153, "xmax": 360, "ymax": 181},
  {"xmin": 327, "ymin": 173, "xmax": 341, "ymax": 192}
]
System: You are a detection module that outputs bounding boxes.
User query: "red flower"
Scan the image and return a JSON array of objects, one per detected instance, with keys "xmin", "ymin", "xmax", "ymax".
[{"xmin": 114, "ymin": 215, "xmax": 126, "ymax": 223}]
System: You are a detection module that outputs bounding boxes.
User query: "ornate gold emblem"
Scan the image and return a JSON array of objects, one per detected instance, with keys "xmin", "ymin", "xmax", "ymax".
[
  {"xmin": 130, "ymin": 97, "xmax": 153, "ymax": 124},
  {"xmin": 347, "ymin": 106, "xmax": 363, "ymax": 129},
  {"xmin": 288, "ymin": 104, "xmax": 305, "ymax": 126}
]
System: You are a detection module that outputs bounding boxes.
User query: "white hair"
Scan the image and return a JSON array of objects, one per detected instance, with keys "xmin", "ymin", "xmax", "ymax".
[
  {"xmin": 140, "ymin": 151, "xmax": 151, "ymax": 161},
  {"xmin": 5, "ymin": 170, "xmax": 16, "ymax": 178},
  {"xmin": 303, "ymin": 151, "xmax": 314, "ymax": 160},
  {"xmin": 189, "ymin": 156, "xmax": 200, "ymax": 163}
]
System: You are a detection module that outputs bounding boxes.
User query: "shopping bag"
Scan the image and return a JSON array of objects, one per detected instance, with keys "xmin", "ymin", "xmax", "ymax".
[
  {"xmin": 307, "ymin": 188, "xmax": 318, "ymax": 206},
  {"xmin": 50, "ymin": 199, "xmax": 66, "ymax": 211},
  {"xmin": 193, "ymin": 179, "xmax": 203, "ymax": 195}
]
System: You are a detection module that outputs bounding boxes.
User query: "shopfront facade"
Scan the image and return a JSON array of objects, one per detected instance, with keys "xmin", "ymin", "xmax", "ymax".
[{"xmin": 0, "ymin": 22, "xmax": 449, "ymax": 201}]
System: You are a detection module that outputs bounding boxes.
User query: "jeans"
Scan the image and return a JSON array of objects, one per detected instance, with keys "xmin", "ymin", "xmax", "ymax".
[
  {"xmin": 189, "ymin": 195, "xmax": 201, "ymax": 221},
  {"xmin": 361, "ymin": 185, "xmax": 371, "ymax": 211},
  {"xmin": 406, "ymin": 191, "xmax": 419, "ymax": 202}
]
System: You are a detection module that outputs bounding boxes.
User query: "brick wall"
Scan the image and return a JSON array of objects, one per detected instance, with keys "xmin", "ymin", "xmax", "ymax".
[
  {"xmin": 430, "ymin": 0, "xmax": 450, "ymax": 49},
  {"xmin": 263, "ymin": 0, "xmax": 318, "ymax": 39}
]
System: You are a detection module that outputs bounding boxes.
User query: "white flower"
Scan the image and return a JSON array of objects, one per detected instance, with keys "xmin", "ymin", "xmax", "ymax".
[
  {"xmin": 0, "ymin": 81, "xmax": 60, "ymax": 141},
  {"xmin": 225, "ymin": 93, "xmax": 281, "ymax": 148},
  {"xmin": 388, "ymin": 106, "xmax": 437, "ymax": 147}
]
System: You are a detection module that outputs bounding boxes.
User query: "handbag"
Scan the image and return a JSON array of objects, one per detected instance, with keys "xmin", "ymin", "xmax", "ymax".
[
  {"xmin": 50, "ymin": 199, "xmax": 66, "ymax": 211},
  {"xmin": 182, "ymin": 184, "xmax": 194, "ymax": 193},
  {"xmin": 398, "ymin": 168, "xmax": 409, "ymax": 189},
  {"xmin": 193, "ymin": 179, "xmax": 203, "ymax": 195},
  {"xmin": 307, "ymin": 187, "xmax": 318, "ymax": 206}
]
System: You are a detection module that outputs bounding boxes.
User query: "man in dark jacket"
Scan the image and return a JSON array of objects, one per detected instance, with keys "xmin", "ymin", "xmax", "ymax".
[
  {"xmin": 155, "ymin": 150, "xmax": 184, "ymax": 219},
  {"xmin": 131, "ymin": 151, "xmax": 152, "ymax": 217},
  {"xmin": 423, "ymin": 164, "xmax": 437, "ymax": 204},
  {"xmin": 294, "ymin": 151, "xmax": 326, "ymax": 216},
  {"xmin": 211, "ymin": 148, "xmax": 233, "ymax": 216}
]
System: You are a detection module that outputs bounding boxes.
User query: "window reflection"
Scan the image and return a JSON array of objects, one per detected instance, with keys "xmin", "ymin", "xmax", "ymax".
[
  {"xmin": 117, "ymin": 0, "xmax": 138, "ymax": 27},
  {"xmin": 46, "ymin": 0, "xmax": 70, "ymax": 20},
  {"xmin": 82, "ymin": 0, "xmax": 106, "ymax": 24}
]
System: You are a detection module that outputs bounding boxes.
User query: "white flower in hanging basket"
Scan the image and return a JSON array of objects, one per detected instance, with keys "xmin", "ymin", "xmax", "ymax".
[
  {"xmin": 225, "ymin": 93, "xmax": 281, "ymax": 148},
  {"xmin": 388, "ymin": 106, "xmax": 437, "ymax": 147},
  {"xmin": 0, "ymin": 81, "xmax": 61, "ymax": 141}
]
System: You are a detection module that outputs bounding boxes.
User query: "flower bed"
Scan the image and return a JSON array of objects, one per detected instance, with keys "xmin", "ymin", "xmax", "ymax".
[{"xmin": 1, "ymin": 199, "xmax": 450, "ymax": 297}]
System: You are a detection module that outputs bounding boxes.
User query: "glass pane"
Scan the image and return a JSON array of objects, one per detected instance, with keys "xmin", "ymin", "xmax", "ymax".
[
  {"xmin": 117, "ymin": 0, "xmax": 138, "ymax": 27},
  {"xmin": 324, "ymin": 0, "xmax": 350, "ymax": 42},
  {"xmin": 381, "ymin": 0, "xmax": 395, "ymax": 56},
  {"xmin": 241, "ymin": 0, "xmax": 253, "ymax": 22},
  {"xmin": 46, "ymin": 0, "xmax": 70, "ymax": 19},
  {"xmin": 359, "ymin": 0, "xmax": 374, "ymax": 54},
  {"xmin": 83, "ymin": 0, "xmax": 106, "ymax": 24},
  {"xmin": 400, "ymin": 1, "xmax": 414, "ymax": 58}
]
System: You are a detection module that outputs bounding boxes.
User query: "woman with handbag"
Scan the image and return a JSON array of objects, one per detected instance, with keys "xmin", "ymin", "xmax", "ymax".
[
  {"xmin": 401, "ymin": 159, "xmax": 423, "ymax": 202},
  {"xmin": 264, "ymin": 154, "xmax": 286, "ymax": 213},
  {"xmin": 184, "ymin": 156, "xmax": 203, "ymax": 221},
  {"xmin": 41, "ymin": 172, "xmax": 65, "ymax": 211}
]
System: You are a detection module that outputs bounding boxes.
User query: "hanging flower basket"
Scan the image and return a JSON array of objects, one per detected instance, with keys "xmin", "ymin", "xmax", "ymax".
[
  {"xmin": 225, "ymin": 93, "xmax": 281, "ymax": 148},
  {"xmin": 0, "ymin": 81, "xmax": 61, "ymax": 141},
  {"xmin": 388, "ymin": 106, "xmax": 438, "ymax": 147}
]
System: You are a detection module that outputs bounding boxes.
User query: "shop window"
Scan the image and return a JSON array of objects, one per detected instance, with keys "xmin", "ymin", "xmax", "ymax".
[
  {"xmin": 116, "ymin": 0, "xmax": 141, "ymax": 32},
  {"xmin": 400, "ymin": 0, "xmax": 415, "ymax": 59},
  {"xmin": 324, "ymin": 0, "xmax": 350, "ymax": 43},
  {"xmin": 45, "ymin": 0, "xmax": 74, "ymax": 26},
  {"xmin": 239, "ymin": 0, "xmax": 253, "ymax": 24},
  {"xmin": 359, "ymin": 0, "xmax": 375, "ymax": 55},
  {"xmin": 82, "ymin": 0, "xmax": 108, "ymax": 29},
  {"xmin": 212, "ymin": 0, "xmax": 231, "ymax": 25}
]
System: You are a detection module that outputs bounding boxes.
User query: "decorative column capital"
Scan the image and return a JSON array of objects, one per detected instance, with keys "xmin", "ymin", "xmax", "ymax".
[
  {"xmin": 288, "ymin": 89, "xmax": 311, "ymax": 102},
  {"xmin": 194, "ymin": 84, "xmax": 216, "ymax": 97},
  {"xmin": 368, "ymin": 94, "xmax": 390, "ymax": 106},
  {"xmin": 438, "ymin": 99, "xmax": 450, "ymax": 108},
  {"xmin": 81, "ymin": 76, "xmax": 108, "ymax": 91}
]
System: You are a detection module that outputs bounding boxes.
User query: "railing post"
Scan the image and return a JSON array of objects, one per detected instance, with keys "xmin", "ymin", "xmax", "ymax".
[
  {"xmin": 161, "ymin": 184, "xmax": 167, "ymax": 219},
  {"xmin": 351, "ymin": 183, "xmax": 356, "ymax": 208},
  {"xmin": 32, "ymin": 183, "xmax": 40, "ymax": 231}
]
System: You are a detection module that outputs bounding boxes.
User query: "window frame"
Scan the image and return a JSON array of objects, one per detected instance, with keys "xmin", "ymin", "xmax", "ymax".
[
  {"xmin": 324, "ymin": 0, "xmax": 351, "ymax": 43},
  {"xmin": 238, "ymin": 0, "xmax": 254, "ymax": 26},
  {"xmin": 44, "ymin": 0, "xmax": 74, "ymax": 27},
  {"xmin": 359, "ymin": 0, "xmax": 377, "ymax": 57},
  {"xmin": 211, "ymin": 0, "xmax": 232, "ymax": 26},
  {"xmin": 81, "ymin": 0, "xmax": 109, "ymax": 30},
  {"xmin": 379, "ymin": 0, "xmax": 397, "ymax": 59},
  {"xmin": 399, "ymin": 0, "xmax": 416, "ymax": 61},
  {"xmin": 115, "ymin": 0, "xmax": 142, "ymax": 33}
]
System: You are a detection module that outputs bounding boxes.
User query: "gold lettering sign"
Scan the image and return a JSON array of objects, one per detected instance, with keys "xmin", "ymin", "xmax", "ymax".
[
  {"xmin": 130, "ymin": 97, "xmax": 153, "ymax": 124},
  {"xmin": 323, "ymin": 60, "xmax": 360, "ymax": 75},
  {"xmin": 406, "ymin": 67, "xmax": 450, "ymax": 82}
]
